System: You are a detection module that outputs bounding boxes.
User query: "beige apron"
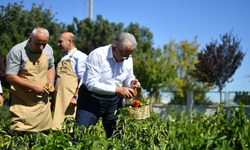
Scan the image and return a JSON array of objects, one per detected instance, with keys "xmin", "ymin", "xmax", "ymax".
[
  {"xmin": 10, "ymin": 42, "xmax": 53, "ymax": 132},
  {"xmin": 53, "ymin": 49, "xmax": 79, "ymax": 130}
]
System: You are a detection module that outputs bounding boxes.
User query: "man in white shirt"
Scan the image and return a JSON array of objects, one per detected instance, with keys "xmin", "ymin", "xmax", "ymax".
[
  {"xmin": 76, "ymin": 32, "xmax": 141, "ymax": 138},
  {"xmin": 53, "ymin": 32, "xmax": 88, "ymax": 130}
]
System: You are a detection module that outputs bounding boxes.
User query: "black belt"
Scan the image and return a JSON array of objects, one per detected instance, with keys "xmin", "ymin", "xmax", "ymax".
[{"xmin": 92, "ymin": 92, "xmax": 117, "ymax": 98}]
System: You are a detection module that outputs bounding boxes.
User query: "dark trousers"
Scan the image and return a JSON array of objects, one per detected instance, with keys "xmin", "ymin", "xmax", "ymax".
[{"xmin": 76, "ymin": 85, "xmax": 123, "ymax": 138}]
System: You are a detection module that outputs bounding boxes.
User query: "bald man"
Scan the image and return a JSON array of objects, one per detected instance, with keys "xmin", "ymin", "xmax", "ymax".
[
  {"xmin": 6, "ymin": 28, "xmax": 55, "ymax": 134},
  {"xmin": 53, "ymin": 32, "xmax": 87, "ymax": 130}
]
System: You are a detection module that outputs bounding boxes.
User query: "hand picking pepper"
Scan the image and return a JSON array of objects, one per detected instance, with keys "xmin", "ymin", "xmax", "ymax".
[{"xmin": 44, "ymin": 83, "xmax": 52, "ymax": 90}]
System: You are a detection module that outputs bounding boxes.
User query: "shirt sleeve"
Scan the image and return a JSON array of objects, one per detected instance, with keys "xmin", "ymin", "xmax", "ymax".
[
  {"xmin": 6, "ymin": 48, "xmax": 22, "ymax": 75},
  {"xmin": 75, "ymin": 53, "xmax": 87, "ymax": 87},
  {"xmin": 76, "ymin": 53, "xmax": 87, "ymax": 79},
  {"xmin": 46, "ymin": 45, "xmax": 55, "ymax": 70},
  {"xmin": 83, "ymin": 51, "xmax": 116, "ymax": 95}
]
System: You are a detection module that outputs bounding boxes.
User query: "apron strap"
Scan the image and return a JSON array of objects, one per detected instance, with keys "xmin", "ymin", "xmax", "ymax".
[{"xmin": 69, "ymin": 48, "xmax": 77, "ymax": 58}]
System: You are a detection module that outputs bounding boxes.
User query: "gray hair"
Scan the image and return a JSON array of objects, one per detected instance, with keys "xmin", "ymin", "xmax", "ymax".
[
  {"xmin": 67, "ymin": 35, "xmax": 76, "ymax": 46},
  {"xmin": 112, "ymin": 32, "xmax": 137, "ymax": 51},
  {"xmin": 31, "ymin": 28, "xmax": 49, "ymax": 38}
]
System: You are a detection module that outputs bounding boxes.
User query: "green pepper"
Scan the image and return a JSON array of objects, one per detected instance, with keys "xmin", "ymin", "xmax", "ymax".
[
  {"xmin": 145, "ymin": 99, "xmax": 151, "ymax": 105},
  {"xmin": 128, "ymin": 101, "xmax": 134, "ymax": 105},
  {"xmin": 45, "ymin": 83, "xmax": 52, "ymax": 90}
]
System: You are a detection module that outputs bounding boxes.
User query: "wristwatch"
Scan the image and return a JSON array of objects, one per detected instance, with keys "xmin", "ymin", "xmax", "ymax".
[{"xmin": 73, "ymin": 96, "xmax": 78, "ymax": 100}]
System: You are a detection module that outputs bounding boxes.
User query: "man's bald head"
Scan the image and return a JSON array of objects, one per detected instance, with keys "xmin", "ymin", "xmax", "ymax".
[
  {"xmin": 58, "ymin": 32, "xmax": 76, "ymax": 53},
  {"xmin": 61, "ymin": 32, "xmax": 75, "ymax": 46}
]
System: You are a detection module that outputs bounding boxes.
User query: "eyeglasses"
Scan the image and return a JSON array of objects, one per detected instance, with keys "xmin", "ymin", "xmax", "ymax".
[{"xmin": 116, "ymin": 45, "xmax": 132, "ymax": 60}]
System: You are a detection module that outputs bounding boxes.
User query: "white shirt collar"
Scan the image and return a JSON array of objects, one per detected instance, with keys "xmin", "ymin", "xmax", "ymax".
[
  {"xmin": 67, "ymin": 48, "xmax": 77, "ymax": 55},
  {"xmin": 107, "ymin": 44, "xmax": 117, "ymax": 62}
]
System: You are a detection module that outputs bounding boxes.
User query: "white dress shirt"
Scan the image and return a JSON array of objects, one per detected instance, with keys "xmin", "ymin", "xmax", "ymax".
[
  {"xmin": 83, "ymin": 44, "xmax": 135, "ymax": 95},
  {"xmin": 60, "ymin": 48, "xmax": 88, "ymax": 82}
]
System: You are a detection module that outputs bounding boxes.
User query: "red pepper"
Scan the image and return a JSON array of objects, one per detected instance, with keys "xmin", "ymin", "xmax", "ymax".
[{"xmin": 132, "ymin": 100, "xmax": 140, "ymax": 107}]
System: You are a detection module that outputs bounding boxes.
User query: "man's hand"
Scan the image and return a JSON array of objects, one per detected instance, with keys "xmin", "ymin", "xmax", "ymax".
[
  {"xmin": 6, "ymin": 75, "xmax": 50, "ymax": 95},
  {"xmin": 0, "ymin": 95, "xmax": 4, "ymax": 108},
  {"xmin": 115, "ymin": 87, "xmax": 135, "ymax": 99},
  {"xmin": 47, "ymin": 82, "xmax": 55, "ymax": 92},
  {"xmin": 70, "ymin": 97, "xmax": 77, "ymax": 108},
  {"xmin": 131, "ymin": 79, "xmax": 141, "ymax": 89},
  {"xmin": 32, "ymin": 83, "xmax": 50, "ymax": 95}
]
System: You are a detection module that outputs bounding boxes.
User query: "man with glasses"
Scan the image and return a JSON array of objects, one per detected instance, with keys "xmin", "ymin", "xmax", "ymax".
[{"xmin": 76, "ymin": 32, "xmax": 141, "ymax": 138}]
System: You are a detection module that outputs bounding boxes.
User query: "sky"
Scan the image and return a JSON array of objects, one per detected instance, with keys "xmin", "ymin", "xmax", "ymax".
[{"xmin": 1, "ymin": 0, "xmax": 250, "ymax": 94}]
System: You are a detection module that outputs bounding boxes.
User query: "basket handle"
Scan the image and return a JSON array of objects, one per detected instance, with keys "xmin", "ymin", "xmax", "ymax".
[{"xmin": 139, "ymin": 87, "xmax": 146, "ymax": 105}]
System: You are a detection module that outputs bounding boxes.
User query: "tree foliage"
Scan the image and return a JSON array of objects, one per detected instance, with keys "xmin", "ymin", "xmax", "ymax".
[
  {"xmin": 124, "ymin": 23, "xmax": 176, "ymax": 99},
  {"xmin": 234, "ymin": 91, "xmax": 250, "ymax": 105},
  {"xmin": 0, "ymin": 2, "xmax": 65, "ymax": 59},
  {"xmin": 133, "ymin": 49, "xmax": 176, "ymax": 99},
  {"xmin": 71, "ymin": 15, "xmax": 124, "ymax": 55},
  {"xmin": 163, "ymin": 37, "xmax": 212, "ymax": 104},
  {"xmin": 0, "ymin": 2, "xmax": 66, "ymax": 88},
  {"xmin": 190, "ymin": 32, "xmax": 246, "ymax": 102}
]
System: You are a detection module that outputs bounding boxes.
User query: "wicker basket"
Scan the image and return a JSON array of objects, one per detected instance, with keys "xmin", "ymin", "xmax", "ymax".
[
  {"xmin": 127, "ymin": 105, "xmax": 150, "ymax": 120},
  {"xmin": 127, "ymin": 87, "xmax": 150, "ymax": 120}
]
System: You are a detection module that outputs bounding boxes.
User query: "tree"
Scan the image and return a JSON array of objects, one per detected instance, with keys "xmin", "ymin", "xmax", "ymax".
[
  {"xmin": 190, "ymin": 32, "xmax": 246, "ymax": 103},
  {"xmin": 234, "ymin": 91, "xmax": 250, "ymax": 105},
  {"xmin": 0, "ymin": 2, "xmax": 66, "ymax": 88},
  {"xmin": 125, "ymin": 23, "xmax": 176, "ymax": 100},
  {"xmin": 163, "ymin": 37, "xmax": 213, "ymax": 105},
  {"xmin": 133, "ymin": 48, "xmax": 176, "ymax": 100},
  {"xmin": 72, "ymin": 15, "xmax": 123, "ymax": 55}
]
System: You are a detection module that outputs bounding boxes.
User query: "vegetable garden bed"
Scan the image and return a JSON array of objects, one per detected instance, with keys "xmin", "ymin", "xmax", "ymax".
[{"xmin": 0, "ymin": 104, "xmax": 250, "ymax": 149}]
